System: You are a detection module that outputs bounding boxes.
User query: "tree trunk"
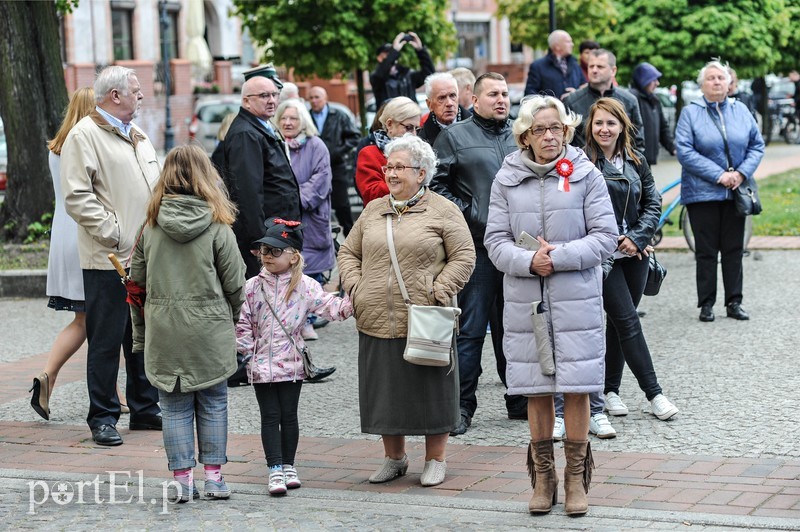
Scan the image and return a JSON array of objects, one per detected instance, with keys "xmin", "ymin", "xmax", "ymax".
[
  {"xmin": 355, "ymin": 68, "xmax": 367, "ymax": 134},
  {"xmin": 0, "ymin": 1, "xmax": 68, "ymax": 242}
]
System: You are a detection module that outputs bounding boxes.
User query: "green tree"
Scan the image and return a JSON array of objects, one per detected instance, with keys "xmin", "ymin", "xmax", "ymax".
[
  {"xmin": 497, "ymin": 0, "xmax": 618, "ymax": 50},
  {"xmin": 233, "ymin": 0, "xmax": 457, "ymax": 129},
  {"xmin": 0, "ymin": 1, "xmax": 70, "ymax": 241},
  {"xmin": 605, "ymin": 0, "xmax": 791, "ymax": 89},
  {"xmin": 773, "ymin": 0, "xmax": 800, "ymax": 74}
]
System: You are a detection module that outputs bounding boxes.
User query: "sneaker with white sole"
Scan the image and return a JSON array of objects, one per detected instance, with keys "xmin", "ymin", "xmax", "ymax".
[
  {"xmin": 650, "ymin": 394, "xmax": 679, "ymax": 420},
  {"xmin": 589, "ymin": 413, "xmax": 617, "ymax": 439},
  {"xmin": 283, "ymin": 464, "xmax": 301, "ymax": 489},
  {"xmin": 604, "ymin": 392, "xmax": 629, "ymax": 416},
  {"xmin": 268, "ymin": 468, "xmax": 287, "ymax": 496},
  {"xmin": 204, "ymin": 478, "xmax": 231, "ymax": 499},
  {"xmin": 552, "ymin": 416, "xmax": 565, "ymax": 441}
]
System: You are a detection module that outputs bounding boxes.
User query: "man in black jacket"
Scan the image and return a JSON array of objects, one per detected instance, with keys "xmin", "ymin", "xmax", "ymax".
[
  {"xmin": 222, "ymin": 69, "xmax": 301, "ymax": 278},
  {"xmin": 370, "ymin": 32, "xmax": 435, "ymax": 108},
  {"xmin": 629, "ymin": 62, "xmax": 676, "ymax": 165},
  {"xmin": 308, "ymin": 86, "xmax": 362, "ymax": 235},
  {"xmin": 419, "ymin": 72, "xmax": 471, "ymax": 146},
  {"xmin": 431, "ymin": 72, "xmax": 528, "ymax": 435},
  {"xmin": 564, "ymin": 49, "xmax": 645, "ymax": 151}
]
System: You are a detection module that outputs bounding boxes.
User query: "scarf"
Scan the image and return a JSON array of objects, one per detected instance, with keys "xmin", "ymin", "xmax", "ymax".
[
  {"xmin": 390, "ymin": 186, "xmax": 426, "ymax": 217},
  {"xmin": 284, "ymin": 133, "xmax": 308, "ymax": 151},
  {"xmin": 374, "ymin": 129, "xmax": 392, "ymax": 152},
  {"xmin": 520, "ymin": 147, "xmax": 566, "ymax": 179},
  {"xmin": 431, "ymin": 107, "xmax": 462, "ymax": 130}
]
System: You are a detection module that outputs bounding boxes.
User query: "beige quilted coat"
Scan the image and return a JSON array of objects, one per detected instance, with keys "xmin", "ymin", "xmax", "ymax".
[{"xmin": 338, "ymin": 190, "xmax": 475, "ymax": 339}]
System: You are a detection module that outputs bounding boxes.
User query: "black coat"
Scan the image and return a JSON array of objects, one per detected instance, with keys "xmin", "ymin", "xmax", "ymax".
[
  {"xmin": 629, "ymin": 87, "xmax": 676, "ymax": 165},
  {"xmin": 221, "ymin": 108, "xmax": 301, "ymax": 256},
  {"xmin": 418, "ymin": 106, "xmax": 472, "ymax": 146},
  {"xmin": 369, "ymin": 47, "xmax": 435, "ymax": 108},
  {"xmin": 430, "ymin": 113, "xmax": 517, "ymax": 248},
  {"xmin": 316, "ymin": 105, "xmax": 361, "ymax": 207}
]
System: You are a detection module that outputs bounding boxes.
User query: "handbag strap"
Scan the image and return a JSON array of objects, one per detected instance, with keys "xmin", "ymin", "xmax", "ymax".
[
  {"xmin": 259, "ymin": 283, "xmax": 305, "ymax": 359},
  {"xmin": 705, "ymin": 103, "xmax": 734, "ymax": 171},
  {"xmin": 386, "ymin": 215, "xmax": 412, "ymax": 304}
]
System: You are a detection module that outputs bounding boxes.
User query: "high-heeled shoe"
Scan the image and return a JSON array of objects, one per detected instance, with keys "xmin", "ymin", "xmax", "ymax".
[{"xmin": 29, "ymin": 372, "xmax": 50, "ymax": 421}]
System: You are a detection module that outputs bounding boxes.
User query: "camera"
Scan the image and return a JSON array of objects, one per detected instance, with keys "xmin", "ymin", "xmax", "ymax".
[{"xmin": 401, "ymin": 33, "xmax": 414, "ymax": 42}]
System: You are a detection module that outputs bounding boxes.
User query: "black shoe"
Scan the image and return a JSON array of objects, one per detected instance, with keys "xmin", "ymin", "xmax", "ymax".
[
  {"xmin": 506, "ymin": 394, "xmax": 528, "ymax": 420},
  {"xmin": 305, "ymin": 366, "xmax": 336, "ymax": 382},
  {"xmin": 726, "ymin": 303, "xmax": 750, "ymax": 320},
  {"xmin": 92, "ymin": 424, "xmax": 123, "ymax": 446},
  {"xmin": 507, "ymin": 409, "xmax": 528, "ymax": 420},
  {"xmin": 449, "ymin": 413, "xmax": 472, "ymax": 436},
  {"xmin": 129, "ymin": 413, "xmax": 163, "ymax": 431},
  {"xmin": 312, "ymin": 318, "xmax": 329, "ymax": 329},
  {"xmin": 699, "ymin": 305, "xmax": 715, "ymax": 322}
]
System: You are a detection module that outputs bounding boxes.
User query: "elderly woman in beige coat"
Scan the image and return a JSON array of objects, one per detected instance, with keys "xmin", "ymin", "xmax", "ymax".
[{"xmin": 338, "ymin": 135, "xmax": 475, "ymax": 488}]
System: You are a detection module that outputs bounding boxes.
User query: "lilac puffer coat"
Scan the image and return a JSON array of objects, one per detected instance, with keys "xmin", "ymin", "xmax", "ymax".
[{"xmin": 484, "ymin": 145, "xmax": 617, "ymax": 395}]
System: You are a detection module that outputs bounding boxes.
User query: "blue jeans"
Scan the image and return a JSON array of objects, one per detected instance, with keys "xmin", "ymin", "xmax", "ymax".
[
  {"xmin": 159, "ymin": 381, "xmax": 229, "ymax": 471},
  {"xmin": 456, "ymin": 247, "xmax": 525, "ymax": 417}
]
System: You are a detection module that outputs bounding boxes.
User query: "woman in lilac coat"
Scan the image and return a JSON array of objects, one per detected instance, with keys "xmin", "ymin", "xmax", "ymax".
[
  {"xmin": 484, "ymin": 95, "xmax": 617, "ymax": 516},
  {"xmin": 275, "ymin": 99, "xmax": 335, "ymax": 339}
]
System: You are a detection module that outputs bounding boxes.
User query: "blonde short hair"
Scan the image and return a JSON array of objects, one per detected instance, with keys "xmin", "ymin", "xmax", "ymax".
[
  {"xmin": 512, "ymin": 95, "xmax": 581, "ymax": 149},
  {"xmin": 379, "ymin": 97, "xmax": 420, "ymax": 129}
]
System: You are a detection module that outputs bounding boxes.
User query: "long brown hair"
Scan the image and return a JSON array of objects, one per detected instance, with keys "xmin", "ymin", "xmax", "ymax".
[
  {"xmin": 584, "ymin": 97, "xmax": 640, "ymax": 166},
  {"xmin": 146, "ymin": 144, "xmax": 237, "ymax": 226},
  {"xmin": 48, "ymin": 87, "xmax": 95, "ymax": 155}
]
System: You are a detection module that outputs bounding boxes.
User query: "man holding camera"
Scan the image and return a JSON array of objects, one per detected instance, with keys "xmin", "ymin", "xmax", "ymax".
[{"xmin": 370, "ymin": 31, "xmax": 435, "ymax": 108}]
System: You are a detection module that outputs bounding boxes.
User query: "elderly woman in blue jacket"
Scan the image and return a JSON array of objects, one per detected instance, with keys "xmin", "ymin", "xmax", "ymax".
[
  {"xmin": 485, "ymin": 95, "xmax": 617, "ymax": 516},
  {"xmin": 676, "ymin": 60, "xmax": 764, "ymax": 323}
]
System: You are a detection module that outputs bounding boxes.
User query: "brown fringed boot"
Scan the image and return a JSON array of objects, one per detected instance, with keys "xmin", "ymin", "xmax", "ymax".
[
  {"xmin": 526, "ymin": 439, "xmax": 558, "ymax": 514},
  {"xmin": 563, "ymin": 439, "xmax": 594, "ymax": 516}
]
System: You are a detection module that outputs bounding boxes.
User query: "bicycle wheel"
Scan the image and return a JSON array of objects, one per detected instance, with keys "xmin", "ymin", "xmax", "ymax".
[
  {"xmin": 681, "ymin": 207, "xmax": 695, "ymax": 252},
  {"xmin": 743, "ymin": 215, "xmax": 753, "ymax": 251},
  {"xmin": 783, "ymin": 115, "xmax": 800, "ymax": 144},
  {"xmin": 763, "ymin": 112, "xmax": 774, "ymax": 145}
]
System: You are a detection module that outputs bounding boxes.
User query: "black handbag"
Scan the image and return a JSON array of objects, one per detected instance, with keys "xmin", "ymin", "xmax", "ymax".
[
  {"xmin": 643, "ymin": 252, "xmax": 667, "ymax": 296},
  {"xmin": 734, "ymin": 182, "xmax": 763, "ymax": 217},
  {"xmin": 227, "ymin": 353, "xmax": 252, "ymax": 387}
]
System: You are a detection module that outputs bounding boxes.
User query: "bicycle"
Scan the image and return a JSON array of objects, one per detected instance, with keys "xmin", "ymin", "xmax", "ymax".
[{"xmin": 652, "ymin": 178, "xmax": 753, "ymax": 253}]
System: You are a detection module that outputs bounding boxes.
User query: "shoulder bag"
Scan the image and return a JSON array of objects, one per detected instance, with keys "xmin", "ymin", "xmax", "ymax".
[
  {"xmin": 707, "ymin": 103, "xmax": 762, "ymax": 217},
  {"xmin": 262, "ymin": 289, "xmax": 322, "ymax": 381},
  {"xmin": 386, "ymin": 216, "xmax": 460, "ymax": 369},
  {"xmin": 643, "ymin": 251, "xmax": 667, "ymax": 296}
]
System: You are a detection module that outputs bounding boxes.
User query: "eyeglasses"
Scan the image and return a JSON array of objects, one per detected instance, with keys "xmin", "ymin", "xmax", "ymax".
[
  {"xmin": 246, "ymin": 92, "xmax": 281, "ymax": 100},
  {"xmin": 401, "ymin": 123, "xmax": 422, "ymax": 134},
  {"xmin": 529, "ymin": 125, "xmax": 565, "ymax": 137},
  {"xmin": 381, "ymin": 164, "xmax": 421, "ymax": 174},
  {"xmin": 258, "ymin": 245, "xmax": 294, "ymax": 257}
]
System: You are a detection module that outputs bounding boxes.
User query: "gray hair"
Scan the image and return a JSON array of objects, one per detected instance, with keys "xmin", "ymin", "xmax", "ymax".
[
  {"xmin": 94, "ymin": 65, "xmax": 135, "ymax": 103},
  {"xmin": 548, "ymin": 30, "xmax": 570, "ymax": 49},
  {"xmin": 449, "ymin": 67, "xmax": 476, "ymax": 91},
  {"xmin": 280, "ymin": 82, "xmax": 300, "ymax": 101},
  {"xmin": 513, "ymin": 95, "xmax": 581, "ymax": 148},
  {"xmin": 384, "ymin": 135, "xmax": 438, "ymax": 186},
  {"xmin": 275, "ymin": 99, "xmax": 319, "ymax": 137},
  {"xmin": 424, "ymin": 72, "xmax": 458, "ymax": 98},
  {"xmin": 697, "ymin": 59, "xmax": 732, "ymax": 86},
  {"xmin": 590, "ymin": 48, "xmax": 617, "ymax": 68}
]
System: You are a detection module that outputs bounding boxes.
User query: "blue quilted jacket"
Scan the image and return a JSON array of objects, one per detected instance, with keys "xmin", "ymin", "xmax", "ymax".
[{"xmin": 676, "ymin": 97, "xmax": 764, "ymax": 205}]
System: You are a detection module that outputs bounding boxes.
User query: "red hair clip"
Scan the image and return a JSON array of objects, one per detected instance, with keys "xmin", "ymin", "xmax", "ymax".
[{"xmin": 273, "ymin": 218, "xmax": 301, "ymax": 227}]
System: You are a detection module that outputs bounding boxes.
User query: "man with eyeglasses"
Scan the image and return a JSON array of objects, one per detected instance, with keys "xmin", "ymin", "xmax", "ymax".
[
  {"xmin": 563, "ymin": 49, "xmax": 645, "ymax": 151},
  {"xmin": 430, "ymin": 72, "xmax": 529, "ymax": 435},
  {"xmin": 61, "ymin": 65, "xmax": 162, "ymax": 446},
  {"xmin": 221, "ymin": 66, "xmax": 302, "ymax": 278}
]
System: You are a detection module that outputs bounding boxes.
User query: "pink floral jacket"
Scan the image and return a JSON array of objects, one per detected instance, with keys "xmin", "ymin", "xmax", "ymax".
[{"xmin": 236, "ymin": 269, "xmax": 353, "ymax": 383}]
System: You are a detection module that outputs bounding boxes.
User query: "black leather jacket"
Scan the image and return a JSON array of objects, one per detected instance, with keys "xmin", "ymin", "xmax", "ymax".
[
  {"xmin": 595, "ymin": 152, "xmax": 661, "ymax": 252},
  {"xmin": 430, "ymin": 113, "xmax": 517, "ymax": 248},
  {"xmin": 317, "ymin": 105, "xmax": 361, "ymax": 168}
]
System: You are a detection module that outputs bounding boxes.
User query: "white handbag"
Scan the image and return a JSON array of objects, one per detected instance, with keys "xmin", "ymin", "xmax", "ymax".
[{"xmin": 386, "ymin": 216, "xmax": 460, "ymax": 368}]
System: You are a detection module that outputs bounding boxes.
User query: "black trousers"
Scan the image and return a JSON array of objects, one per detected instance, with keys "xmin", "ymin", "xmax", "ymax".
[
  {"xmin": 254, "ymin": 381, "xmax": 302, "ymax": 467},
  {"xmin": 83, "ymin": 269, "xmax": 159, "ymax": 429},
  {"xmin": 686, "ymin": 200, "xmax": 745, "ymax": 308}
]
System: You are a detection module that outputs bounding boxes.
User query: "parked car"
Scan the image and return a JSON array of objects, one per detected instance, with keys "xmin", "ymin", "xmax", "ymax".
[
  {"xmin": 188, "ymin": 95, "xmax": 241, "ymax": 153},
  {"xmin": 654, "ymin": 87, "xmax": 677, "ymax": 135},
  {"xmin": 0, "ymin": 118, "xmax": 7, "ymax": 192}
]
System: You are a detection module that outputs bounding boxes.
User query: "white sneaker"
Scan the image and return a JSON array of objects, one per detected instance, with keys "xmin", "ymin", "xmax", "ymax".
[
  {"xmin": 589, "ymin": 413, "xmax": 617, "ymax": 439},
  {"xmin": 604, "ymin": 392, "xmax": 629, "ymax": 416},
  {"xmin": 420, "ymin": 459, "xmax": 447, "ymax": 487},
  {"xmin": 301, "ymin": 322, "xmax": 319, "ymax": 341},
  {"xmin": 268, "ymin": 468, "xmax": 287, "ymax": 496},
  {"xmin": 283, "ymin": 464, "xmax": 301, "ymax": 489},
  {"xmin": 650, "ymin": 394, "xmax": 679, "ymax": 420},
  {"xmin": 552, "ymin": 416, "xmax": 565, "ymax": 441}
]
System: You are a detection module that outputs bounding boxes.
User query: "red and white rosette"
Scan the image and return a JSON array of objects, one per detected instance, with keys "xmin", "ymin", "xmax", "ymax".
[{"xmin": 555, "ymin": 158, "xmax": 573, "ymax": 192}]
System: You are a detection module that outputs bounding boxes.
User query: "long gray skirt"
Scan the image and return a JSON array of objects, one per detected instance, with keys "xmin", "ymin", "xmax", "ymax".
[{"xmin": 358, "ymin": 332, "xmax": 459, "ymax": 436}]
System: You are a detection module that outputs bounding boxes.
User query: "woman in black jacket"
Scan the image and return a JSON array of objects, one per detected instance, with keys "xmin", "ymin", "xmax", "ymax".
[{"xmin": 584, "ymin": 98, "xmax": 679, "ymax": 426}]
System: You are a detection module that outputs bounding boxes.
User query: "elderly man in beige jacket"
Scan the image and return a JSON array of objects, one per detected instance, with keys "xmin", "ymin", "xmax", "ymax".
[{"xmin": 61, "ymin": 66, "xmax": 162, "ymax": 447}]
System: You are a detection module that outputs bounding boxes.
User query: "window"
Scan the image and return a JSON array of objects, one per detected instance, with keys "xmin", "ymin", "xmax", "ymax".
[
  {"xmin": 162, "ymin": 8, "xmax": 179, "ymax": 61},
  {"xmin": 111, "ymin": 8, "xmax": 134, "ymax": 60}
]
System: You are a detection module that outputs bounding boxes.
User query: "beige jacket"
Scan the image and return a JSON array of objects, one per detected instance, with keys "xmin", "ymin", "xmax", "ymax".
[
  {"xmin": 338, "ymin": 190, "xmax": 475, "ymax": 339},
  {"xmin": 61, "ymin": 112, "xmax": 160, "ymax": 269}
]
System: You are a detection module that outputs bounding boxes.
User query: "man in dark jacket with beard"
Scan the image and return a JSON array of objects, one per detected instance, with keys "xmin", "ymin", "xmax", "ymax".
[
  {"xmin": 419, "ymin": 72, "xmax": 472, "ymax": 146},
  {"xmin": 222, "ymin": 67, "xmax": 301, "ymax": 278},
  {"xmin": 370, "ymin": 32, "xmax": 435, "ymax": 108},
  {"xmin": 629, "ymin": 62, "xmax": 676, "ymax": 165},
  {"xmin": 431, "ymin": 72, "xmax": 528, "ymax": 435},
  {"xmin": 308, "ymin": 86, "xmax": 362, "ymax": 235}
]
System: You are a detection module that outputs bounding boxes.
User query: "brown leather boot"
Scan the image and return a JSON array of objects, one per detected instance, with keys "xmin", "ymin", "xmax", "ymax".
[
  {"xmin": 526, "ymin": 439, "xmax": 558, "ymax": 513},
  {"xmin": 563, "ymin": 439, "xmax": 594, "ymax": 516}
]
